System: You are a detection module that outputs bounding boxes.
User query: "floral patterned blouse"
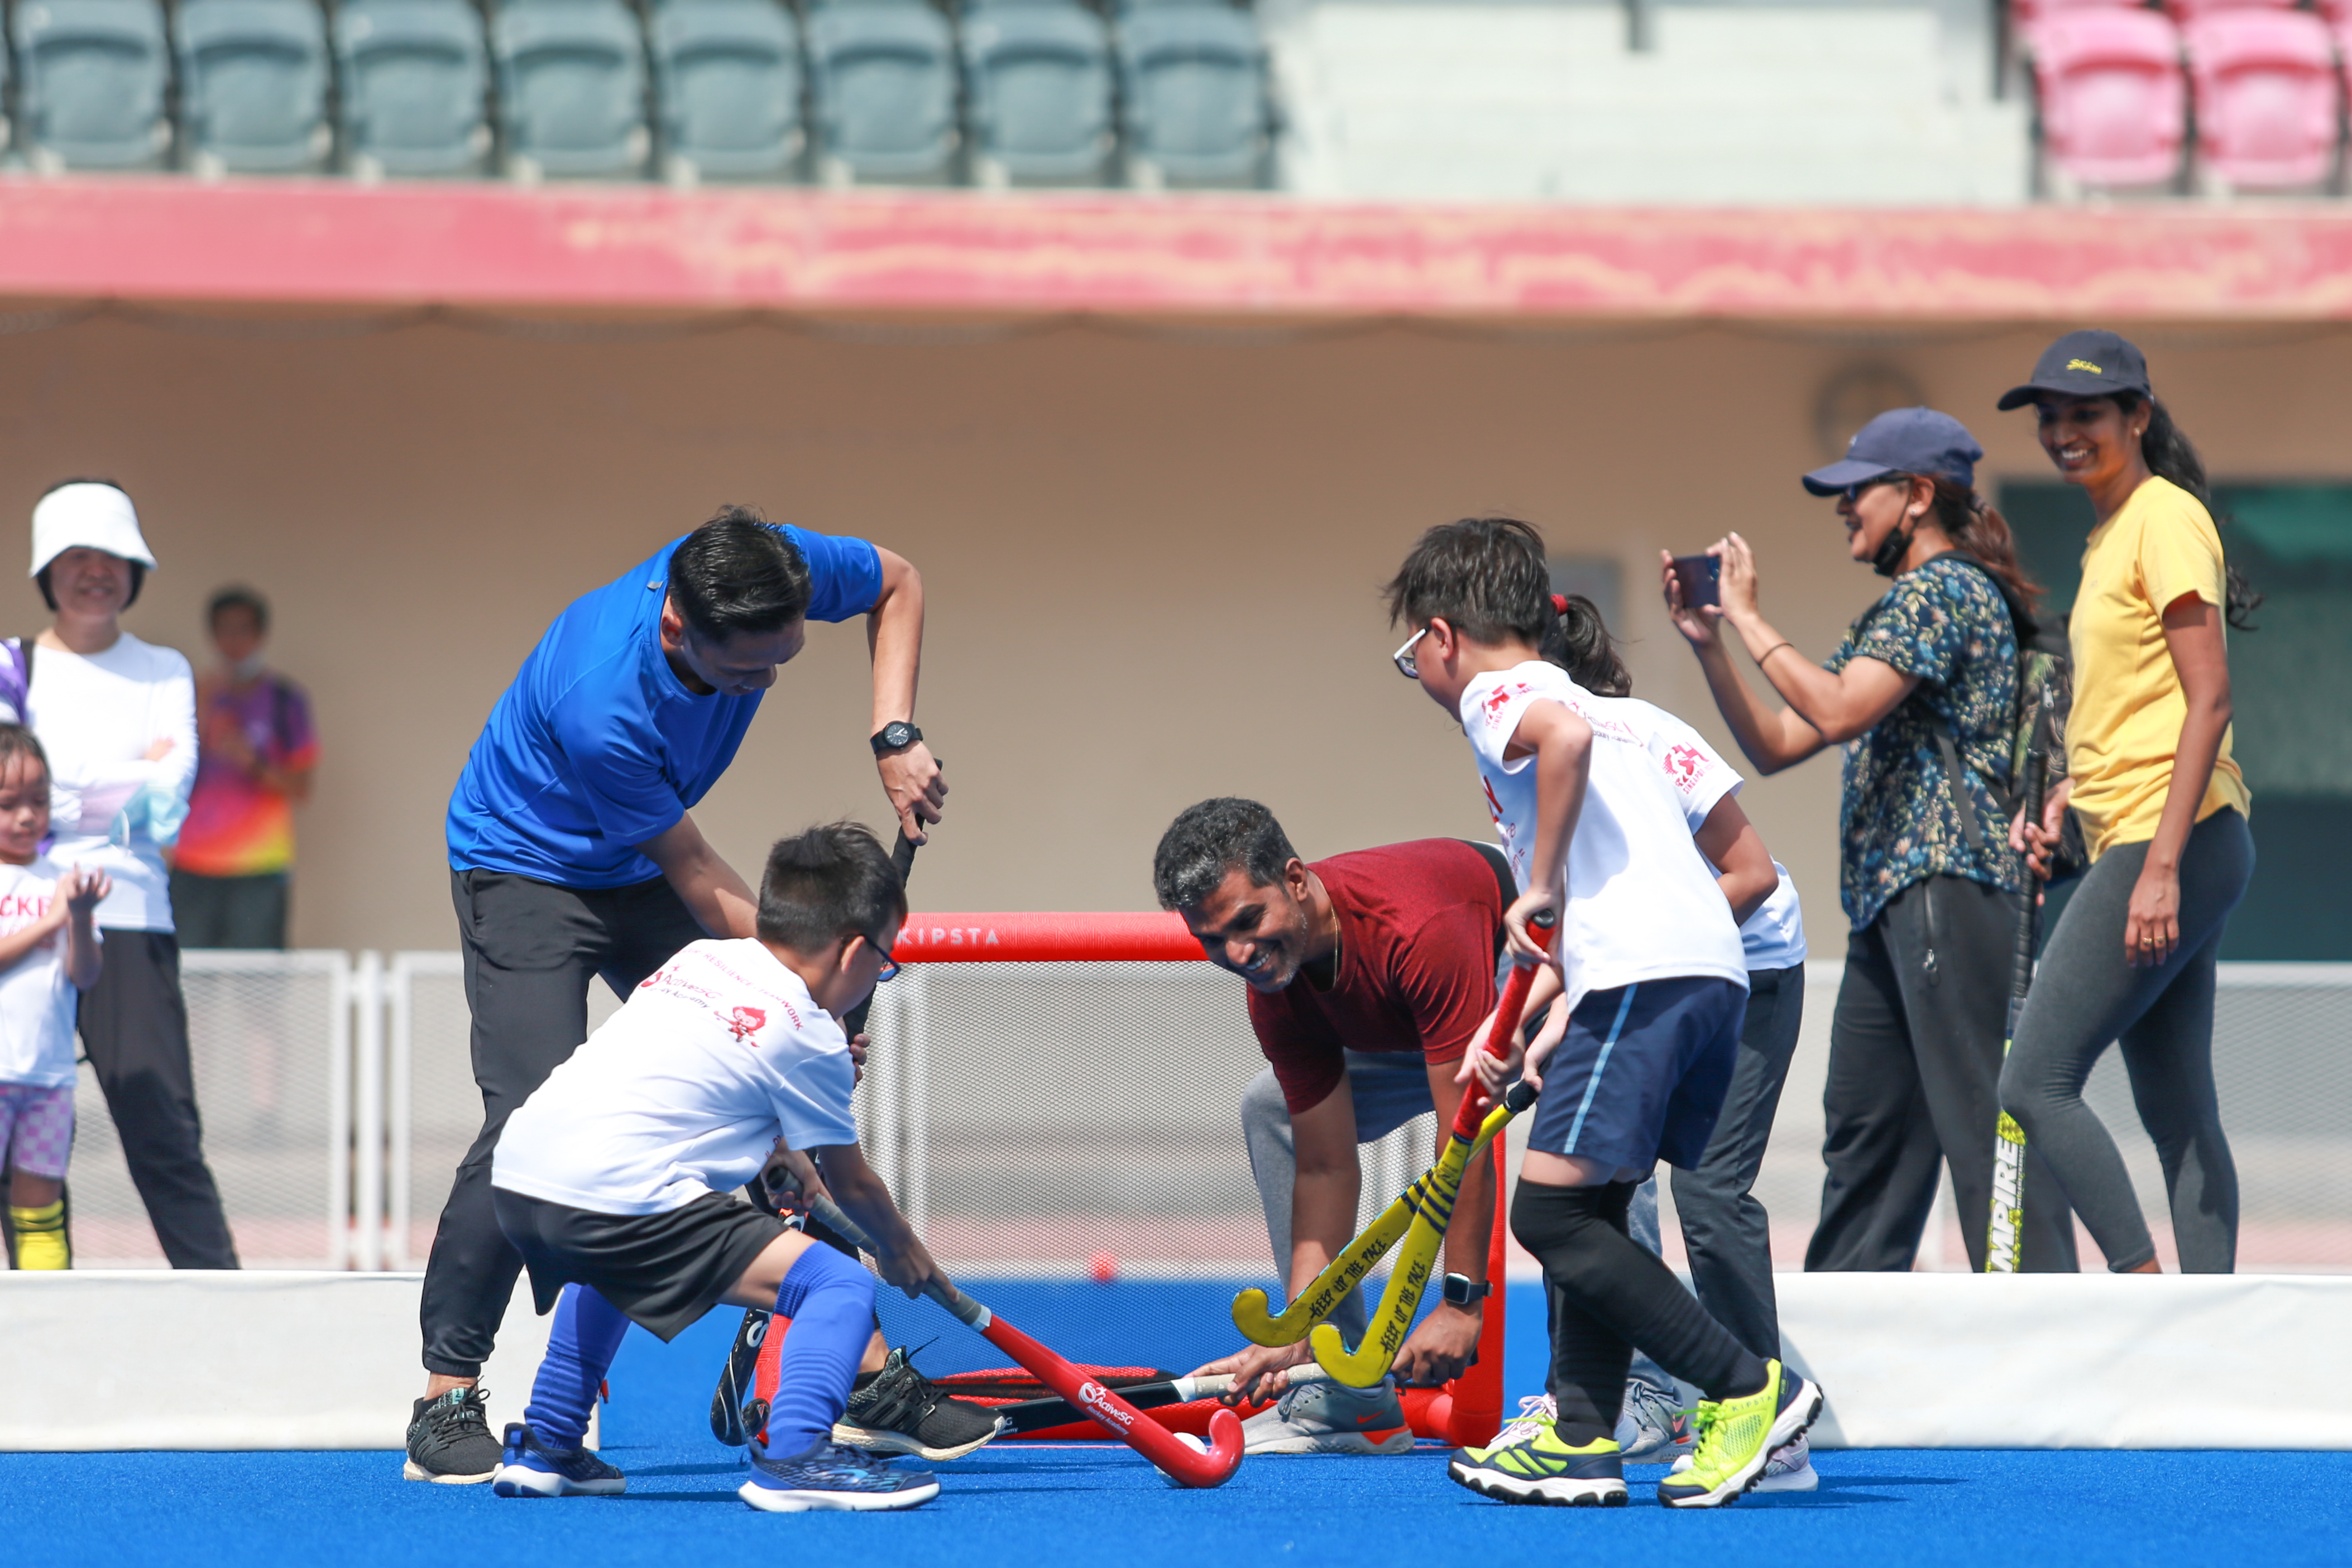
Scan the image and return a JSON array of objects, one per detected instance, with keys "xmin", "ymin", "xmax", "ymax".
[{"xmin": 1824, "ymin": 553, "xmax": 2028, "ymax": 929}]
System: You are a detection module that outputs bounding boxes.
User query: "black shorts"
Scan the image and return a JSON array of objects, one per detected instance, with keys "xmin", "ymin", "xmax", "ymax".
[{"xmin": 491, "ymin": 1187, "xmax": 789, "ymax": 1342}]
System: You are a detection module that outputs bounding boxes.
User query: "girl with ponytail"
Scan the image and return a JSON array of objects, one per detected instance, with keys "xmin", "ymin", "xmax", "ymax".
[{"xmin": 1992, "ymin": 330, "xmax": 2255, "ymax": 1275}]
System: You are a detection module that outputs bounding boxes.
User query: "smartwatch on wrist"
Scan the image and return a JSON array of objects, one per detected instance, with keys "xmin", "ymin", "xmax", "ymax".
[
  {"xmin": 1440, "ymin": 1272, "xmax": 1492, "ymax": 1307},
  {"xmin": 870, "ymin": 721, "xmax": 923, "ymax": 757}
]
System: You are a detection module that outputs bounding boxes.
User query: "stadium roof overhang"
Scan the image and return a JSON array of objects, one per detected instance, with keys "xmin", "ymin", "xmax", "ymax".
[{"xmin": 3, "ymin": 179, "xmax": 2352, "ymax": 322}]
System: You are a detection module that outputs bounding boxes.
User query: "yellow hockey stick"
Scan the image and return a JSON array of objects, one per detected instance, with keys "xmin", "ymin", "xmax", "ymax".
[{"xmin": 1306, "ymin": 912, "xmax": 1555, "ymax": 1387}]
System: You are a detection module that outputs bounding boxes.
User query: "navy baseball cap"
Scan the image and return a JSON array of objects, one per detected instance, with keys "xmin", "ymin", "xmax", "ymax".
[
  {"xmin": 1801, "ymin": 407, "xmax": 1984, "ymax": 497},
  {"xmin": 1996, "ymin": 329, "xmax": 2152, "ymax": 410}
]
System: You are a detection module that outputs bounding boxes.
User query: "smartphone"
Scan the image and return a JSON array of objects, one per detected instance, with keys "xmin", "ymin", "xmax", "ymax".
[{"xmin": 1670, "ymin": 553, "xmax": 1721, "ymax": 610}]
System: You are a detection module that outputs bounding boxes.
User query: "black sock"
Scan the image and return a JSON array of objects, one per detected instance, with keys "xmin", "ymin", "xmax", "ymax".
[{"xmin": 1511, "ymin": 1179, "xmax": 1769, "ymax": 1442}]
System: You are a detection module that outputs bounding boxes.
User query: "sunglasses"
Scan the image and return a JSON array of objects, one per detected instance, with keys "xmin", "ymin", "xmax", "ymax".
[
  {"xmin": 1842, "ymin": 474, "xmax": 1909, "ymax": 505},
  {"xmin": 1393, "ymin": 625, "xmax": 1430, "ymax": 679}
]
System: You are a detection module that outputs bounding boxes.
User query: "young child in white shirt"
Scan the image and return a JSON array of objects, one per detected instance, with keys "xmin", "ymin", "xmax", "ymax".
[
  {"xmin": 488, "ymin": 821, "xmax": 945, "ymax": 1513},
  {"xmin": 0, "ymin": 725, "xmax": 109, "ymax": 1269},
  {"xmin": 1382, "ymin": 517, "xmax": 1822, "ymax": 1510}
]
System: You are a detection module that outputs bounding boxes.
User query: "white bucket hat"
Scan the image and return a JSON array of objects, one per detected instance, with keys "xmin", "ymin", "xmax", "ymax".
[{"xmin": 31, "ymin": 482, "xmax": 158, "ymax": 578}]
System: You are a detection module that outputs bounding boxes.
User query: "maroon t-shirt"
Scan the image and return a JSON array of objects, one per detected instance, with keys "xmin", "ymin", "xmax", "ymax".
[{"xmin": 1247, "ymin": 840, "xmax": 1506, "ymax": 1114}]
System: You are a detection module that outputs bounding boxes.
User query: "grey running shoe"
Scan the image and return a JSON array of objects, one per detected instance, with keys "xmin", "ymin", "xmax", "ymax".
[
  {"xmin": 1615, "ymin": 1378, "xmax": 1690, "ymax": 1460},
  {"xmin": 834, "ymin": 1346, "xmax": 1003, "ymax": 1461},
  {"xmin": 403, "ymin": 1386, "xmax": 502, "ymax": 1484},
  {"xmin": 1240, "ymin": 1375, "xmax": 1415, "ymax": 1455},
  {"xmin": 1669, "ymin": 1431, "xmax": 1817, "ymax": 1491}
]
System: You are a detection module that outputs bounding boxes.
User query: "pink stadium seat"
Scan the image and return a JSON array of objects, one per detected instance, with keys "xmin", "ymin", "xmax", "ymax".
[
  {"xmin": 2032, "ymin": 9, "xmax": 2189, "ymax": 189},
  {"xmin": 2183, "ymin": 8, "xmax": 2341, "ymax": 189},
  {"xmin": 2011, "ymin": 0, "xmax": 2147, "ymax": 42},
  {"xmin": 2161, "ymin": 0, "xmax": 2292, "ymax": 27}
]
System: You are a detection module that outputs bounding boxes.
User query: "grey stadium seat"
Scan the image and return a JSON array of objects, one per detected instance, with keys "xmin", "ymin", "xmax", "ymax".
[
  {"xmin": 959, "ymin": 0, "xmax": 1113, "ymax": 186},
  {"xmin": 650, "ymin": 0, "xmax": 804, "ymax": 184},
  {"xmin": 336, "ymin": 0, "xmax": 492, "ymax": 178},
  {"xmin": 8, "ymin": 0, "xmax": 173, "ymax": 171},
  {"xmin": 1115, "ymin": 2, "xmax": 1270, "ymax": 188},
  {"xmin": 493, "ymin": 0, "xmax": 652, "ymax": 181},
  {"xmin": 804, "ymin": 0, "xmax": 958, "ymax": 185},
  {"xmin": 174, "ymin": 0, "xmax": 333, "ymax": 174}
]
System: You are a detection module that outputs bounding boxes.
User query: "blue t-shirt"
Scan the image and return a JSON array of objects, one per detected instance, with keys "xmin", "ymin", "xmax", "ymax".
[{"xmin": 447, "ymin": 526, "xmax": 884, "ymax": 888}]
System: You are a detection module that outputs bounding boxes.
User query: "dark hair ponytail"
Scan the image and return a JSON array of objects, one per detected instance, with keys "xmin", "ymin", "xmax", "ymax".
[
  {"xmin": 1540, "ymin": 592, "xmax": 1631, "ymax": 696},
  {"xmin": 2116, "ymin": 394, "xmax": 2263, "ymax": 631}
]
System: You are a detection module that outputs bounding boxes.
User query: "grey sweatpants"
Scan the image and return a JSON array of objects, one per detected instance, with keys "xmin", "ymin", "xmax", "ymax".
[
  {"xmin": 1240, "ymin": 1049, "xmax": 1440, "ymax": 1347},
  {"xmin": 1625, "ymin": 963, "xmax": 1804, "ymax": 1393},
  {"xmin": 2000, "ymin": 808, "xmax": 2254, "ymax": 1273}
]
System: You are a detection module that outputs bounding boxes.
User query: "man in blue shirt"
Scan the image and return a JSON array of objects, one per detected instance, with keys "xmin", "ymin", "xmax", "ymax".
[{"xmin": 407, "ymin": 508, "xmax": 949, "ymax": 1484}]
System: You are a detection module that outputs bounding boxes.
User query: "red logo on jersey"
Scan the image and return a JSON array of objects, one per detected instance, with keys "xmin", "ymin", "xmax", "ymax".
[
  {"xmin": 1663, "ymin": 744, "xmax": 1704, "ymax": 789},
  {"xmin": 1481, "ymin": 688, "xmax": 1513, "ymax": 719},
  {"xmin": 1483, "ymin": 777, "xmax": 1507, "ymax": 825},
  {"xmin": 725, "ymin": 1006, "xmax": 768, "ymax": 1042},
  {"xmin": 638, "ymin": 968, "xmax": 667, "ymax": 991}
]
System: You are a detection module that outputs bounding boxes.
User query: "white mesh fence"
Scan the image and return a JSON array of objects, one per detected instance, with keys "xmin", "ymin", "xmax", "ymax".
[{"xmin": 51, "ymin": 953, "xmax": 2352, "ymax": 1276}]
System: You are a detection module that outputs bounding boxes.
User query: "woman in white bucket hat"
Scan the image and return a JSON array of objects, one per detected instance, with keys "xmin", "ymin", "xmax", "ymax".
[{"xmin": 16, "ymin": 479, "xmax": 236, "ymax": 1269}]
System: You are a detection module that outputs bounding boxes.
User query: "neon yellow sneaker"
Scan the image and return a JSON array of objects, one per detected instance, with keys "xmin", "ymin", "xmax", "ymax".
[
  {"xmin": 1447, "ymin": 1411, "xmax": 1626, "ymax": 1508},
  {"xmin": 1655, "ymin": 1360, "xmax": 1822, "ymax": 1509}
]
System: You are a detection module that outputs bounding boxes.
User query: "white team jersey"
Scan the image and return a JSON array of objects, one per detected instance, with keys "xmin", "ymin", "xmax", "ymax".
[
  {"xmin": 1459, "ymin": 662, "xmax": 1748, "ymax": 1013},
  {"xmin": 0, "ymin": 858, "xmax": 94, "ymax": 1089},
  {"xmin": 493, "ymin": 938, "xmax": 861, "ymax": 1216},
  {"xmin": 1638, "ymin": 704, "xmax": 1809, "ymax": 974}
]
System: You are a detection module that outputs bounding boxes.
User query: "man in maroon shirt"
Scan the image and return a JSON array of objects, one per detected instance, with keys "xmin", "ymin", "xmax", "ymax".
[{"xmin": 1153, "ymin": 797, "xmax": 1513, "ymax": 1455}]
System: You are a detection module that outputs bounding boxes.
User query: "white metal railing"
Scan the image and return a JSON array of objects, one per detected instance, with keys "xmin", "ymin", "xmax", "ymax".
[{"xmin": 59, "ymin": 955, "xmax": 2352, "ymax": 1274}]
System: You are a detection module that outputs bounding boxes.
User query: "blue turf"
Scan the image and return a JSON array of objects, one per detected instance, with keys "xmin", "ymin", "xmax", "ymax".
[
  {"xmin": 13, "ymin": 1446, "xmax": 2349, "ymax": 1568},
  {"xmin": 12, "ymin": 1280, "xmax": 2347, "ymax": 1566}
]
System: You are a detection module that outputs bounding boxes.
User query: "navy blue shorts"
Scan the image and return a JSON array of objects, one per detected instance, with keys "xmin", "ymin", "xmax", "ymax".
[{"xmin": 1521, "ymin": 976, "xmax": 1747, "ymax": 1173}]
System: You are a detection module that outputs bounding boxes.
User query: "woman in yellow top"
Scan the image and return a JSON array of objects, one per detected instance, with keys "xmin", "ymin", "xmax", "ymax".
[{"xmin": 1997, "ymin": 330, "xmax": 2259, "ymax": 1275}]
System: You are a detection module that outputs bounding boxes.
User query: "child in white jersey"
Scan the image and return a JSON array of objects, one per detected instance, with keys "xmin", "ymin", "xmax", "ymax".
[
  {"xmin": 488, "ymin": 821, "xmax": 944, "ymax": 1513},
  {"xmin": 1382, "ymin": 517, "xmax": 1822, "ymax": 1510},
  {"xmin": 0, "ymin": 725, "xmax": 109, "ymax": 1269}
]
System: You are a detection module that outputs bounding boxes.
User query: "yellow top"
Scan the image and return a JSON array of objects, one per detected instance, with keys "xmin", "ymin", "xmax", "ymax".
[{"xmin": 2065, "ymin": 475, "xmax": 2252, "ymax": 861}]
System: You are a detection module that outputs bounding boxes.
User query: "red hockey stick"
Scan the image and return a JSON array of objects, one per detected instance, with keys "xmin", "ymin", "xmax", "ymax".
[{"xmin": 802, "ymin": 1191, "xmax": 1245, "ymax": 1488}]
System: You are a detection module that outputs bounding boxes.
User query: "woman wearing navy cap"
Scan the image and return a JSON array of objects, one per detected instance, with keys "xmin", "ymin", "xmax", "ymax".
[
  {"xmin": 1661, "ymin": 408, "xmax": 2079, "ymax": 1274},
  {"xmin": 1996, "ymin": 330, "xmax": 2257, "ymax": 1274}
]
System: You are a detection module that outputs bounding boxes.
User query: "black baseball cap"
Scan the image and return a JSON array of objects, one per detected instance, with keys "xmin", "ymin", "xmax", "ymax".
[
  {"xmin": 1801, "ymin": 407, "xmax": 1984, "ymax": 497},
  {"xmin": 1996, "ymin": 329, "xmax": 2152, "ymax": 410}
]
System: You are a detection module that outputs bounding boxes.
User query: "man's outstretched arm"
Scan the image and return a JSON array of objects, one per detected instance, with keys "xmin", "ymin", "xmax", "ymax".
[{"xmin": 867, "ymin": 546, "xmax": 947, "ymax": 843}]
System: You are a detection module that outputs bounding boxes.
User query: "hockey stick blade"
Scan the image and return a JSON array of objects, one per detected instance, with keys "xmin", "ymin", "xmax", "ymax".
[{"xmin": 805, "ymin": 1192, "xmax": 1244, "ymax": 1487}]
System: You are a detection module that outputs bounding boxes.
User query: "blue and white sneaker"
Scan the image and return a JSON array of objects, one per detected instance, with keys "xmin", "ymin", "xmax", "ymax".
[
  {"xmin": 739, "ymin": 1436, "xmax": 940, "ymax": 1513},
  {"xmin": 1615, "ymin": 1378, "xmax": 1691, "ymax": 1461},
  {"xmin": 490, "ymin": 1422, "xmax": 627, "ymax": 1498}
]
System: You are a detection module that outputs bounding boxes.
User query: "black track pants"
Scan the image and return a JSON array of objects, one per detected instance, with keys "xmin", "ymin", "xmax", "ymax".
[
  {"xmin": 78, "ymin": 931, "xmax": 239, "ymax": 1269},
  {"xmin": 420, "ymin": 870, "xmax": 706, "ymax": 1378}
]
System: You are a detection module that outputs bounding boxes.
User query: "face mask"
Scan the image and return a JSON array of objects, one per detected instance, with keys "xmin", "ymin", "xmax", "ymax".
[
  {"xmin": 1869, "ymin": 520, "xmax": 1915, "ymax": 579},
  {"xmin": 231, "ymin": 652, "xmax": 267, "ymax": 682}
]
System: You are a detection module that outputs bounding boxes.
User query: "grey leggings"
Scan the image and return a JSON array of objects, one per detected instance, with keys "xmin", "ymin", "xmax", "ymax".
[{"xmin": 1999, "ymin": 808, "xmax": 2254, "ymax": 1273}]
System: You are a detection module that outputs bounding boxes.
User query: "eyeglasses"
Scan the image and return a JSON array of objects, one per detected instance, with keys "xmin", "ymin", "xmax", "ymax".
[
  {"xmin": 869, "ymin": 938, "xmax": 900, "ymax": 984},
  {"xmin": 1392, "ymin": 626, "xmax": 1430, "ymax": 679}
]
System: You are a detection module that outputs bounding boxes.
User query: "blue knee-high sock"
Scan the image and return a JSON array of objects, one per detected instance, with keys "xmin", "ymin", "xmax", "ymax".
[
  {"xmin": 763, "ymin": 1242, "xmax": 876, "ymax": 1457},
  {"xmin": 524, "ymin": 1284, "xmax": 631, "ymax": 1449}
]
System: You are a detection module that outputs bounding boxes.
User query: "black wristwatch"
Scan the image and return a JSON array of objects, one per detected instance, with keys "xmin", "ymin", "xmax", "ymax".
[
  {"xmin": 870, "ymin": 721, "xmax": 923, "ymax": 757},
  {"xmin": 1441, "ymin": 1272, "xmax": 1492, "ymax": 1307}
]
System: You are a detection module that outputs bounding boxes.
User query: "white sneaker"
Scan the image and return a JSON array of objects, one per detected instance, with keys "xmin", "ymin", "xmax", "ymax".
[
  {"xmin": 1615, "ymin": 1379, "xmax": 1691, "ymax": 1460},
  {"xmin": 1668, "ymin": 1432, "xmax": 1817, "ymax": 1493},
  {"xmin": 1240, "ymin": 1377, "xmax": 1415, "ymax": 1455}
]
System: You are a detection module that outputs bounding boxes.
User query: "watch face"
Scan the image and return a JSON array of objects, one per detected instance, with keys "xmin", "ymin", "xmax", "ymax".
[{"xmin": 883, "ymin": 723, "xmax": 914, "ymax": 748}]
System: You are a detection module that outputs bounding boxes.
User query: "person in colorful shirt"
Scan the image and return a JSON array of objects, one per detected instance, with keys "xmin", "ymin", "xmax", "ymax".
[
  {"xmin": 170, "ymin": 587, "xmax": 319, "ymax": 950},
  {"xmin": 1664, "ymin": 407, "xmax": 2078, "ymax": 1274}
]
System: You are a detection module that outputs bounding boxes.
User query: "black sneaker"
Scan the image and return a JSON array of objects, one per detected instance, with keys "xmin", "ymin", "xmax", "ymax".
[
  {"xmin": 834, "ymin": 1346, "xmax": 1004, "ymax": 1461},
  {"xmin": 404, "ymin": 1386, "xmax": 502, "ymax": 1484}
]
